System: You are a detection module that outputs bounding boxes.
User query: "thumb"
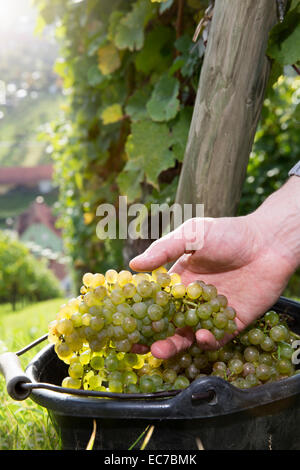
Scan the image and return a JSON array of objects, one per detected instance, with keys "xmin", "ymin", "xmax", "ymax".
[{"xmin": 129, "ymin": 217, "xmax": 205, "ymax": 272}]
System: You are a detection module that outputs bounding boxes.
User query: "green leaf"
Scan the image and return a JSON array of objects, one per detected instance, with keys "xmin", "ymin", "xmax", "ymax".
[
  {"xmin": 101, "ymin": 104, "xmax": 123, "ymax": 124},
  {"xmin": 107, "ymin": 11, "xmax": 124, "ymax": 42},
  {"xmin": 125, "ymin": 85, "xmax": 152, "ymax": 122},
  {"xmin": 125, "ymin": 120, "xmax": 176, "ymax": 188},
  {"xmin": 112, "ymin": 0, "xmax": 154, "ymax": 51},
  {"xmin": 170, "ymin": 107, "xmax": 193, "ymax": 161},
  {"xmin": 87, "ymin": 65, "xmax": 105, "ymax": 86},
  {"xmin": 173, "ymin": 35, "xmax": 204, "ymax": 77},
  {"xmin": 267, "ymin": 7, "xmax": 300, "ymax": 65},
  {"xmin": 146, "ymin": 75, "xmax": 180, "ymax": 122},
  {"xmin": 98, "ymin": 43, "xmax": 121, "ymax": 75},
  {"xmin": 117, "ymin": 168, "xmax": 144, "ymax": 202},
  {"xmin": 135, "ymin": 25, "xmax": 175, "ymax": 74}
]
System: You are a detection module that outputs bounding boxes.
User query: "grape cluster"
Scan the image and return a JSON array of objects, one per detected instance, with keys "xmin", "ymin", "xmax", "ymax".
[
  {"xmin": 48, "ymin": 267, "xmax": 237, "ymax": 357},
  {"xmin": 48, "ymin": 269, "xmax": 299, "ymax": 393}
]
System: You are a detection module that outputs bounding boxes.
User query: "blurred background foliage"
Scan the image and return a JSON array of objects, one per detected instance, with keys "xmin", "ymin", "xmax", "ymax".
[
  {"xmin": 0, "ymin": 231, "xmax": 63, "ymax": 309},
  {"xmin": 32, "ymin": 0, "xmax": 300, "ymax": 295}
]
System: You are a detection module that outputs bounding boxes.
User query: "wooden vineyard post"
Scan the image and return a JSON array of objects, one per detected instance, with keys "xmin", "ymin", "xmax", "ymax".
[{"xmin": 175, "ymin": 0, "xmax": 280, "ymax": 217}]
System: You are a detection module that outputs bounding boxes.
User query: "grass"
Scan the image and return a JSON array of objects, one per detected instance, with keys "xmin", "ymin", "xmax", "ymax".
[{"xmin": 0, "ymin": 298, "xmax": 65, "ymax": 450}]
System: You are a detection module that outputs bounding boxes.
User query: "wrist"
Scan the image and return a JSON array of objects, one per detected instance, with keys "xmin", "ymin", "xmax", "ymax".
[{"xmin": 249, "ymin": 176, "xmax": 300, "ymax": 271}]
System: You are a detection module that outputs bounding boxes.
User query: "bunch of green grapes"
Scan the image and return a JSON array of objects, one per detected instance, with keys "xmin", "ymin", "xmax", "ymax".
[
  {"xmin": 55, "ymin": 310, "xmax": 298, "ymax": 393},
  {"xmin": 48, "ymin": 267, "xmax": 299, "ymax": 393},
  {"xmin": 48, "ymin": 267, "xmax": 238, "ymax": 360}
]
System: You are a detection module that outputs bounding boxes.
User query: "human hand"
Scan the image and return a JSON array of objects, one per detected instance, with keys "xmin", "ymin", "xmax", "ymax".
[{"xmin": 129, "ymin": 177, "xmax": 300, "ymax": 359}]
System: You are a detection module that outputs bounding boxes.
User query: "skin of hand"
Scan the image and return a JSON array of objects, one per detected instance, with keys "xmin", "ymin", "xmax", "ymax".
[{"xmin": 129, "ymin": 176, "xmax": 300, "ymax": 359}]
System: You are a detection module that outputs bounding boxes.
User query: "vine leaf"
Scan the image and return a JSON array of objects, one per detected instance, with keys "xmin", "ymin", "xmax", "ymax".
[
  {"xmin": 98, "ymin": 43, "xmax": 121, "ymax": 75},
  {"xmin": 146, "ymin": 75, "xmax": 180, "ymax": 122},
  {"xmin": 124, "ymin": 120, "xmax": 176, "ymax": 188},
  {"xmin": 125, "ymin": 86, "xmax": 152, "ymax": 122},
  {"xmin": 267, "ymin": 5, "xmax": 300, "ymax": 65},
  {"xmin": 171, "ymin": 107, "xmax": 193, "ymax": 161},
  {"xmin": 112, "ymin": 0, "xmax": 154, "ymax": 51},
  {"xmin": 101, "ymin": 104, "xmax": 123, "ymax": 124},
  {"xmin": 87, "ymin": 65, "xmax": 105, "ymax": 86},
  {"xmin": 135, "ymin": 25, "xmax": 175, "ymax": 75},
  {"xmin": 117, "ymin": 168, "xmax": 144, "ymax": 202}
]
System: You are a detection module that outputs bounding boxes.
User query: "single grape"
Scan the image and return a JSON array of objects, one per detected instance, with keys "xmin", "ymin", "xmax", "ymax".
[
  {"xmin": 123, "ymin": 283, "xmax": 136, "ymax": 298},
  {"xmin": 136, "ymin": 280, "xmax": 153, "ymax": 297},
  {"xmin": 223, "ymin": 307, "xmax": 236, "ymax": 320},
  {"xmin": 186, "ymin": 282, "xmax": 202, "ymax": 300},
  {"xmin": 152, "ymin": 319, "xmax": 166, "ymax": 333},
  {"xmin": 156, "ymin": 273, "xmax": 171, "ymax": 288},
  {"xmin": 148, "ymin": 304, "xmax": 164, "ymax": 321},
  {"xmin": 55, "ymin": 342, "xmax": 72, "ymax": 359},
  {"xmin": 56, "ymin": 319, "xmax": 74, "ymax": 335},
  {"xmin": 173, "ymin": 375, "xmax": 190, "ymax": 390},
  {"xmin": 258, "ymin": 353, "xmax": 273, "ymax": 366},
  {"xmin": 256, "ymin": 364, "xmax": 272, "ymax": 381},
  {"xmin": 171, "ymin": 284, "xmax": 186, "ymax": 299},
  {"xmin": 228, "ymin": 358, "xmax": 244, "ymax": 375},
  {"xmin": 270, "ymin": 325, "xmax": 289, "ymax": 342},
  {"xmin": 202, "ymin": 284, "xmax": 217, "ymax": 301},
  {"xmin": 276, "ymin": 359, "xmax": 294, "ymax": 375},
  {"xmin": 178, "ymin": 353, "xmax": 192, "ymax": 368},
  {"xmin": 185, "ymin": 309, "xmax": 199, "ymax": 327},
  {"xmin": 62, "ymin": 377, "xmax": 81, "ymax": 389},
  {"xmin": 122, "ymin": 316, "xmax": 137, "ymax": 333},
  {"xmin": 109, "ymin": 380, "xmax": 123, "ymax": 393},
  {"xmin": 212, "ymin": 327, "xmax": 225, "ymax": 340},
  {"xmin": 245, "ymin": 373, "xmax": 259, "ymax": 387},
  {"xmin": 169, "ymin": 272, "xmax": 182, "ymax": 286},
  {"xmin": 105, "ymin": 269, "xmax": 118, "ymax": 284},
  {"xmin": 71, "ymin": 312, "xmax": 83, "ymax": 328},
  {"xmin": 201, "ymin": 318, "xmax": 213, "ymax": 330},
  {"xmin": 197, "ymin": 303, "xmax": 213, "ymax": 320},
  {"xmin": 91, "ymin": 273, "xmax": 105, "ymax": 288},
  {"xmin": 260, "ymin": 335, "xmax": 275, "ymax": 352},
  {"xmin": 279, "ymin": 343, "xmax": 293, "ymax": 360},
  {"xmin": 155, "ymin": 290, "xmax": 170, "ymax": 306},
  {"xmin": 173, "ymin": 312, "xmax": 186, "ymax": 328},
  {"xmin": 139, "ymin": 376, "xmax": 155, "ymax": 393},
  {"xmin": 82, "ymin": 272, "xmax": 94, "ymax": 287},
  {"xmin": 217, "ymin": 294, "xmax": 228, "ymax": 309},
  {"xmin": 209, "ymin": 297, "xmax": 221, "ymax": 313},
  {"xmin": 122, "ymin": 370, "xmax": 138, "ymax": 385},
  {"xmin": 248, "ymin": 328, "xmax": 265, "ymax": 345},
  {"xmin": 68, "ymin": 362, "xmax": 84, "ymax": 379},
  {"xmin": 226, "ymin": 320, "xmax": 238, "ymax": 334},
  {"xmin": 213, "ymin": 312, "xmax": 228, "ymax": 329},
  {"xmin": 244, "ymin": 346, "xmax": 260, "ymax": 363},
  {"xmin": 90, "ymin": 355, "xmax": 105, "ymax": 370},
  {"xmin": 264, "ymin": 311, "xmax": 279, "ymax": 327},
  {"xmin": 162, "ymin": 369, "xmax": 177, "ymax": 384},
  {"xmin": 132, "ymin": 302, "xmax": 147, "ymax": 319},
  {"xmin": 242, "ymin": 362, "xmax": 256, "ymax": 377},
  {"xmin": 90, "ymin": 316, "xmax": 105, "ymax": 332}
]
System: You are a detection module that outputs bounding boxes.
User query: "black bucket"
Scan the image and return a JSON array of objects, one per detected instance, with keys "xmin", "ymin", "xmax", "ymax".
[{"xmin": 23, "ymin": 296, "xmax": 300, "ymax": 451}]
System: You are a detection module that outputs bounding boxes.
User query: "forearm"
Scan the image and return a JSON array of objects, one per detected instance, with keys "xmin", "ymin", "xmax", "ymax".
[{"xmin": 250, "ymin": 175, "xmax": 300, "ymax": 271}]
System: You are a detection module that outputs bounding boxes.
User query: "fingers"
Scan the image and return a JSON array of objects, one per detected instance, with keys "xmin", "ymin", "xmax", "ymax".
[
  {"xmin": 150, "ymin": 327, "xmax": 195, "ymax": 359},
  {"xmin": 129, "ymin": 218, "xmax": 204, "ymax": 272}
]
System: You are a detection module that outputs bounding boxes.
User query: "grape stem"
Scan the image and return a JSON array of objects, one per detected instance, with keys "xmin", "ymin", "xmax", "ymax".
[
  {"xmin": 290, "ymin": 330, "xmax": 300, "ymax": 340},
  {"xmin": 183, "ymin": 300, "xmax": 198, "ymax": 308}
]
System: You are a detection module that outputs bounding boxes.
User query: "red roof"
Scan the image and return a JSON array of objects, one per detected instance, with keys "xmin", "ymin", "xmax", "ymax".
[
  {"xmin": 17, "ymin": 201, "xmax": 61, "ymax": 237},
  {"xmin": 0, "ymin": 165, "xmax": 53, "ymax": 185}
]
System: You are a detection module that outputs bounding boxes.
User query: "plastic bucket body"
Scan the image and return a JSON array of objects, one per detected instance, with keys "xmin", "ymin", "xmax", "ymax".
[{"xmin": 25, "ymin": 297, "xmax": 300, "ymax": 450}]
